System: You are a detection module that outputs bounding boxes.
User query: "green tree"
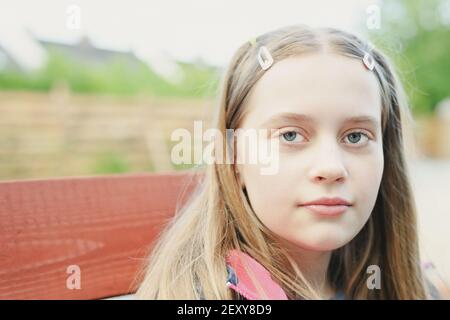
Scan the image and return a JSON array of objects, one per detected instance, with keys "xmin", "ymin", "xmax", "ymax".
[{"xmin": 368, "ymin": 0, "xmax": 450, "ymax": 115}]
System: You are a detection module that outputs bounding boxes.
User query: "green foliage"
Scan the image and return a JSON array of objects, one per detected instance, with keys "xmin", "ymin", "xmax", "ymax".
[
  {"xmin": 0, "ymin": 48, "xmax": 220, "ymax": 98},
  {"xmin": 91, "ymin": 151, "xmax": 130, "ymax": 174},
  {"xmin": 368, "ymin": 0, "xmax": 450, "ymax": 115}
]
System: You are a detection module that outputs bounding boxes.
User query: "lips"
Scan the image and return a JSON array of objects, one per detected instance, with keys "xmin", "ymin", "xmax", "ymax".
[
  {"xmin": 300, "ymin": 197, "xmax": 352, "ymax": 206},
  {"xmin": 299, "ymin": 197, "xmax": 352, "ymax": 216}
]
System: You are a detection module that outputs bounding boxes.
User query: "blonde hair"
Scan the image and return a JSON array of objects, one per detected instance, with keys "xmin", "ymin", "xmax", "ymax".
[{"xmin": 135, "ymin": 24, "xmax": 429, "ymax": 299}]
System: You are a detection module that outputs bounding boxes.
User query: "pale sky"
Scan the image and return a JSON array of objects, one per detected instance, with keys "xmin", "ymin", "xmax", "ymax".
[{"xmin": 0, "ymin": 0, "xmax": 379, "ymax": 73}]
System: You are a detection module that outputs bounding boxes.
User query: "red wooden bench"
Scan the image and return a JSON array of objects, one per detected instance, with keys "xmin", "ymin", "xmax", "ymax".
[
  {"xmin": 0, "ymin": 171, "xmax": 201, "ymax": 299},
  {"xmin": 1, "ymin": 171, "xmax": 449, "ymax": 300}
]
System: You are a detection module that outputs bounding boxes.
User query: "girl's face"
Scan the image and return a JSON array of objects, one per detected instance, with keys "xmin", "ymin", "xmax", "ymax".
[{"xmin": 236, "ymin": 53, "xmax": 384, "ymax": 251}]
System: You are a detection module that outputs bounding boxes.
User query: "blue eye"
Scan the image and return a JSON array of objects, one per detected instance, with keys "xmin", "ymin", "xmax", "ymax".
[
  {"xmin": 278, "ymin": 129, "xmax": 305, "ymax": 144},
  {"xmin": 282, "ymin": 131, "xmax": 298, "ymax": 142},
  {"xmin": 344, "ymin": 131, "xmax": 370, "ymax": 145}
]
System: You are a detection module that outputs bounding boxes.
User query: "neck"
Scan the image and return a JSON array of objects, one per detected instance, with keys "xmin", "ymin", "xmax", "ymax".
[{"xmin": 280, "ymin": 240, "xmax": 334, "ymax": 299}]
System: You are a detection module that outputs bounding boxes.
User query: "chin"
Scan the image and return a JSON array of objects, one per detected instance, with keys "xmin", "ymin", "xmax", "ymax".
[{"xmin": 293, "ymin": 233, "xmax": 353, "ymax": 252}]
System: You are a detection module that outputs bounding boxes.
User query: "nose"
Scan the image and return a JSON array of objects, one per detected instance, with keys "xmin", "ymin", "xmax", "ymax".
[{"xmin": 308, "ymin": 141, "xmax": 348, "ymax": 184}]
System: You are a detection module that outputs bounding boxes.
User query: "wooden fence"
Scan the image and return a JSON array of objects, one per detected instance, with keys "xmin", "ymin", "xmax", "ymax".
[{"xmin": 0, "ymin": 89, "xmax": 214, "ymax": 180}]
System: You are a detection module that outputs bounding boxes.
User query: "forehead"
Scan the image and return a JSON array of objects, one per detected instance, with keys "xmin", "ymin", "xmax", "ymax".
[{"xmin": 242, "ymin": 53, "xmax": 382, "ymax": 127}]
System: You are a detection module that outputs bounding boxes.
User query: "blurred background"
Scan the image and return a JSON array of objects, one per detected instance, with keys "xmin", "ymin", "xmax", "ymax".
[{"xmin": 0, "ymin": 0, "xmax": 449, "ymax": 295}]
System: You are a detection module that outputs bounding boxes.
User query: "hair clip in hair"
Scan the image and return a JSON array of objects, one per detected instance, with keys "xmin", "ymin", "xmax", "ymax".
[
  {"xmin": 257, "ymin": 46, "xmax": 274, "ymax": 71},
  {"xmin": 363, "ymin": 52, "xmax": 375, "ymax": 71}
]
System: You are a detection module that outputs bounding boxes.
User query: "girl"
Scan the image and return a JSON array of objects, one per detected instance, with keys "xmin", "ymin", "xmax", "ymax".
[{"xmin": 135, "ymin": 24, "xmax": 440, "ymax": 299}]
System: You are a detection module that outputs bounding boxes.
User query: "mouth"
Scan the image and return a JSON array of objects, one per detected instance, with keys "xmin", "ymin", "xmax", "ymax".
[
  {"xmin": 300, "ymin": 204, "xmax": 350, "ymax": 216},
  {"xmin": 298, "ymin": 197, "xmax": 353, "ymax": 217}
]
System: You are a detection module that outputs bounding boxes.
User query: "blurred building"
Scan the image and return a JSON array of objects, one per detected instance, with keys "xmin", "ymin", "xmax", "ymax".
[{"xmin": 38, "ymin": 36, "xmax": 143, "ymax": 70}]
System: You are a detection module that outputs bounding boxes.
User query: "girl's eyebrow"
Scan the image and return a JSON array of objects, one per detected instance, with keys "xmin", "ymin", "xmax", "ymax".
[
  {"xmin": 261, "ymin": 112, "xmax": 315, "ymax": 127},
  {"xmin": 260, "ymin": 112, "xmax": 380, "ymax": 129}
]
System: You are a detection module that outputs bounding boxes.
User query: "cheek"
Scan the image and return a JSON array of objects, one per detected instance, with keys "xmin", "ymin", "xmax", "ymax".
[
  {"xmin": 352, "ymin": 148, "xmax": 384, "ymax": 216},
  {"xmin": 240, "ymin": 164, "xmax": 294, "ymax": 223}
]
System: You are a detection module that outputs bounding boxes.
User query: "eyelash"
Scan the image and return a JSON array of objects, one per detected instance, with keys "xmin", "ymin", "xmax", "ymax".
[{"xmin": 277, "ymin": 128, "xmax": 372, "ymax": 147}]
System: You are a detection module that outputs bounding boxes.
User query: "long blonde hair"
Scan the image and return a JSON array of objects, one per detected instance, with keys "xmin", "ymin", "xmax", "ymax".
[{"xmin": 135, "ymin": 24, "xmax": 429, "ymax": 299}]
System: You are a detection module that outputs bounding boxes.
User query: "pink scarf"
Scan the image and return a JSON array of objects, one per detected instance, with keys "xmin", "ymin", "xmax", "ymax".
[{"xmin": 225, "ymin": 249, "xmax": 288, "ymax": 300}]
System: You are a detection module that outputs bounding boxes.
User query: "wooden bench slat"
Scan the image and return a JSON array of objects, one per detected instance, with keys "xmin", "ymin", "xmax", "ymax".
[{"xmin": 0, "ymin": 172, "xmax": 200, "ymax": 299}]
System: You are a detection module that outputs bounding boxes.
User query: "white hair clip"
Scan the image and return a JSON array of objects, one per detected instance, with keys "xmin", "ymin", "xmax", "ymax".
[
  {"xmin": 248, "ymin": 37, "xmax": 274, "ymax": 71},
  {"xmin": 363, "ymin": 52, "xmax": 375, "ymax": 71},
  {"xmin": 257, "ymin": 46, "xmax": 274, "ymax": 71}
]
